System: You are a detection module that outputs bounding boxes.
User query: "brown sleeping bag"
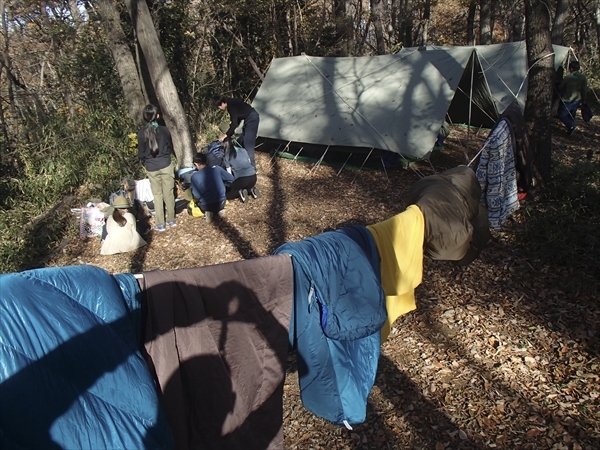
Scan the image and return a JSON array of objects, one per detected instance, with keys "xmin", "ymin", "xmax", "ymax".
[{"xmin": 405, "ymin": 165, "xmax": 491, "ymax": 265}]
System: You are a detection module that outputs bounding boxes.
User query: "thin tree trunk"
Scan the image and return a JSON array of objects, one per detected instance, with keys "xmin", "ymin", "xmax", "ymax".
[
  {"xmin": 399, "ymin": 0, "xmax": 414, "ymax": 48},
  {"xmin": 371, "ymin": 0, "xmax": 386, "ymax": 54},
  {"xmin": 126, "ymin": 0, "xmax": 195, "ymax": 168},
  {"xmin": 480, "ymin": 0, "xmax": 492, "ymax": 44},
  {"xmin": 97, "ymin": 0, "xmax": 147, "ymax": 125},
  {"xmin": 467, "ymin": 1, "xmax": 477, "ymax": 45},
  {"xmin": 0, "ymin": 0, "xmax": 16, "ymax": 120},
  {"xmin": 524, "ymin": 0, "xmax": 554, "ymax": 186},
  {"xmin": 551, "ymin": 0, "xmax": 569, "ymax": 45},
  {"xmin": 596, "ymin": 0, "xmax": 600, "ymax": 55}
]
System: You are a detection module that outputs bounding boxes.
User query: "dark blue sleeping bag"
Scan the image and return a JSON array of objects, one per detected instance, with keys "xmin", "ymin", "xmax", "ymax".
[{"xmin": 0, "ymin": 265, "xmax": 173, "ymax": 449}]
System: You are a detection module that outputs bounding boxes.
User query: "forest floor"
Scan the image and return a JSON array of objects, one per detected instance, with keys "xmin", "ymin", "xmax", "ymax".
[{"xmin": 49, "ymin": 116, "xmax": 599, "ymax": 450}]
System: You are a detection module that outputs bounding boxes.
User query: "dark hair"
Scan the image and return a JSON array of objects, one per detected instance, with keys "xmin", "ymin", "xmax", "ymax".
[
  {"xmin": 569, "ymin": 61, "xmax": 580, "ymax": 71},
  {"xmin": 212, "ymin": 94, "xmax": 227, "ymax": 109},
  {"xmin": 112, "ymin": 208, "xmax": 127, "ymax": 227},
  {"xmin": 223, "ymin": 138, "xmax": 237, "ymax": 160},
  {"xmin": 193, "ymin": 152, "xmax": 207, "ymax": 165},
  {"xmin": 142, "ymin": 104, "xmax": 159, "ymax": 157}
]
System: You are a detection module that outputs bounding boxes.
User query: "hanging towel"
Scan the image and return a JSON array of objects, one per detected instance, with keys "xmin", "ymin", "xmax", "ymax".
[
  {"xmin": 476, "ymin": 119, "xmax": 520, "ymax": 230},
  {"xmin": 273, "ymin": 227, "xmax": 385, "ymax": 426},
  {"xmin": 367, "ymin": 205, "xmax": 425, "ymax": 342},
  {"xmin": 141, "ymin": 254, "xmax": 293, "ymax": 450}
]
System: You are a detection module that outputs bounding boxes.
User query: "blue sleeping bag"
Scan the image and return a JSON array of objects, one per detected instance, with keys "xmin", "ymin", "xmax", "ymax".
[
  {"xmin": 274, "ymin": 226, "xmax": 386, "ymax": 425},
  {"xmin": 0, "ymin": 265, "xmax": 173, "ymax": 449}
]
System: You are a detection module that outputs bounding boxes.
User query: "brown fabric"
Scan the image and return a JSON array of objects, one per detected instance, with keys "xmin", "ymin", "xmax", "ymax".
[
  {"xmin": 405, "ymin": 165, "xmax": 490, "ymax": 263},
  {"xmin": 141, "ymin": 254, "xmax": 293, "ymax": 450}
]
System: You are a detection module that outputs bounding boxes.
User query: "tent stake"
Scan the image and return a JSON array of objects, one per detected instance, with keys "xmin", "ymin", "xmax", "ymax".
[
  {"xmin": 309, "ymin": 145, "xmax": 330, "ymax": 176},
  {"xmin": 293, "ymin": 147, "xmax": 304, "ymax": 162},
  {"xmin": 351, "ymin": 147, "xmax": 374, "ymax": 184},
  {"xmin": 379, "ymin": 157, "xmax": 390, "ymax": 183},
  {"xmin": 269, "ymin": 141, "xmax": 290, "ymax": 166},
  {"xmin": 336, "ymin": 153, "xmax": 353, "ymax": 176}
]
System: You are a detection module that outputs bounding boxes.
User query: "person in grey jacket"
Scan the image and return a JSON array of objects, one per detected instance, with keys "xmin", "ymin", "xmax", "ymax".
[
  {"xmin": 137, "ymin": 104, "xmax": 176, "ymax": 231},
  {"xmin": 222, "ymin": 138, "xmax": 260, "ymax": 203}
]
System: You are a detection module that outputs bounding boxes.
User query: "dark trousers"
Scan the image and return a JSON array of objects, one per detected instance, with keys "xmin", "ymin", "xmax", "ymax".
[
  {"xmin": 558, "ymin": 100, "xmax": 580, "ymax": 130},
  {"xmin": 242, "ymin": 111, "xmax": 259, "ymax": 168},
  {"xmin": 226, "ymin": 175, "xmax": 257, "ymax": 200},
  {"xmin": 200, "ymin": 199, "xmax": 226, "ymax": 213}
]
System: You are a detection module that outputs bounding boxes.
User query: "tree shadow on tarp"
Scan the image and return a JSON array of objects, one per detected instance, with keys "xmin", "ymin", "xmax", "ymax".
[{"xmin": 0, "ymin": 274, "xmax": 288, "ymax": 450}]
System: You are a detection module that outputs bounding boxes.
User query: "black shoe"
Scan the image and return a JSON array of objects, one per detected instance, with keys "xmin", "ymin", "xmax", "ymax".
[
  {"xmin": 567, "ymin": 126, "xmax": 576, "ymax": 136},
  {"xmin": 250, "ymin": 187, "xmax": 261, "ymax": 199},
  {"xmin": 239, "ymin": 189, "xmax": 248, "ymax": 203}
]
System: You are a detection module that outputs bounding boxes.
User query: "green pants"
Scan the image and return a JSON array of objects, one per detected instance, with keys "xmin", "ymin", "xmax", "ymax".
[{"xmin": 147, "ymin": 163, "xmax": 175, "ymax": 227}]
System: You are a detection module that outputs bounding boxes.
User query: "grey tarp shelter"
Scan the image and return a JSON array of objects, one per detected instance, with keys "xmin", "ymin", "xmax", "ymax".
[{"xmin": 252, "ymin": 41, "xmax": 572, "ymax": 161}]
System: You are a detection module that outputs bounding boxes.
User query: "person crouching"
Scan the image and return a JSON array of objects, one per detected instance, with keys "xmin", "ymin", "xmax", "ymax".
[
  {"xmin": 191, "ymin": 152, "xmax": 234, "ymax": 223},
  {"xmin": 100, "ymin": 196, "xmax": 147, "ymax": 255}
]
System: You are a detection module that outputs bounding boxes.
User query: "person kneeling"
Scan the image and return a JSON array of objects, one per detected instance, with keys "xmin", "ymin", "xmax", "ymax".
[
  {"xmin": 100, "ymin": 196, "xmax": 147, "ymax": 255},
  {"xmin": 222, "ymin": 138, "xmax": 260, "ymax": 203},
  {"xmin": 191, "ymin": 152, "xmax": 234, "ymax": 223}
]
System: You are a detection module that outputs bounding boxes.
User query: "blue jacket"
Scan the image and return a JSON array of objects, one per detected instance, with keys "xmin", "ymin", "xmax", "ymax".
[
  {"xmin": 0, "ymin": 266, "xmax": 173, "ymax": 449},
  {"xmin": 273, "ymin": 226, "xmax": 385, "ymax": 425},
  {"xmin": 191, "ymin": 165, "xmax": 234, "ymax": 209}
]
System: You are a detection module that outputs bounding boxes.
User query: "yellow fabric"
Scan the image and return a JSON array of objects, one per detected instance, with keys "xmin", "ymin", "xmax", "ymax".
[
  {"xmin": 189, "ymin": 200, "xmax": 204, "ymax": 217},
  {"xmin": 366, "ymin": 205, "xmax": 425, "ymax": 342}
]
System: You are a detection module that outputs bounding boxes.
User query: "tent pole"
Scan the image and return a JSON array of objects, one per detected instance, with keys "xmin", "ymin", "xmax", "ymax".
[
  {"xmin": 466, "ymin": 52, "xmax": 475, "ymax": 163},
  {"xmin": 336, "ymin": 152, "xmax": 353, "ymax": 176},
  {"xmin": 351, "ymin": 147, "xmax": 374, "ymax": 185}
]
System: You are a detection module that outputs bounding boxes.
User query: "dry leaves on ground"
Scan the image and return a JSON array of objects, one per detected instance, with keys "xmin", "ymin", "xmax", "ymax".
[{"xmin": 49, "ymin": 117, "xmax": 600, "ymax": 450}]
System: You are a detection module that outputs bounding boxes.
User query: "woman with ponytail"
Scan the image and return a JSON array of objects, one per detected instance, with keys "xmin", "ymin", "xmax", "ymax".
[{"xmin": 137, "ymin": 104, "xmax": 177, "ymax": 231}]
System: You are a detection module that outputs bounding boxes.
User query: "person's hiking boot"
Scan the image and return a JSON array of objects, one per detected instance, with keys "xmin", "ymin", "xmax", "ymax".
[
  {"xmin": 250, "ymin": 187, "xmax": 261, "ymax": 199},
  {"xmin": 154, "ymin": 225, "xmax": 166, "ymax": 232},
  {"xmin": 205, "ymin": 211, "xmax": 214, "ymax": 223},
  {"xmin": 218, "ymin": 210, "xmax": 225, "ymax": 218},
  {"xmin": 167, "ymin": 221, "xmax": 177, "ymax": 227},
  {"xmin": 567, "ymin": 126, "xmax": 576, "ymax": 136},
  {"xmin": 239, "ymin": 189, "xmax": 248, "ymax": 203}
]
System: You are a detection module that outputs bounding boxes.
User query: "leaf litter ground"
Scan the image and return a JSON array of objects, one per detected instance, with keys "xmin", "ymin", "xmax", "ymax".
[{"xmin": 50, "ymin": 118, "xmax": 600, "ymax": 450}]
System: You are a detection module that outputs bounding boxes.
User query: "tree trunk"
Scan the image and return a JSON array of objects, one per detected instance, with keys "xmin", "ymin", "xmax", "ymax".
[
  {"xmin": 334, "ymin": 0, "xmax": 354, "ymax": 56},
  {"xmin": 479, "ymin": 0, "xmax": 492, "ymax": 44},
  {"xmin": 97, "ymin": 0, "xmax": 147, "ymax": 125},
  {"xmin": 551, "ymin": 0, "xmax": 569, "ymax": 45},
  {"xmin": 524, "ymin": 0, "xmax": 554, "ymax": 186},
  {"xmin": 370, "ymin": 0, "xmax": 386, "ymax": 54},
  {"xmin": 508, "ymin": 0, "xmax": 525, "ymax": 42},
  {"xmin": 126, "ymin": 0, "xmax": 195, "ymax": 168},
  {"xmin": 596, "ymin": 0, "xmax": 600, "ymax": 55},
  {"xmin": 467, "ymin": 1, "xmax": 476, "ymax": 45}
]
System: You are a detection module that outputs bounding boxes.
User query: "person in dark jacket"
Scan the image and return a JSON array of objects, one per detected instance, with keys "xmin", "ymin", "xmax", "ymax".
[
  {"xmin": 557, "ymin": 60, "xmax": 588, "ymax": 136},
  {"xmin": 137, "ymin": 104, "xmax": 176, "ymax": 232},
  {"xmin": 222, "ymin": 138, "xmax": 260, "ymax": 203},
  {"xmin": 212, "ymin": 95, "xmax": 260, "ymax": 168},
  {"xmin": 191, "ymin": 152, "xmax": 234, "ymax": 223}
]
